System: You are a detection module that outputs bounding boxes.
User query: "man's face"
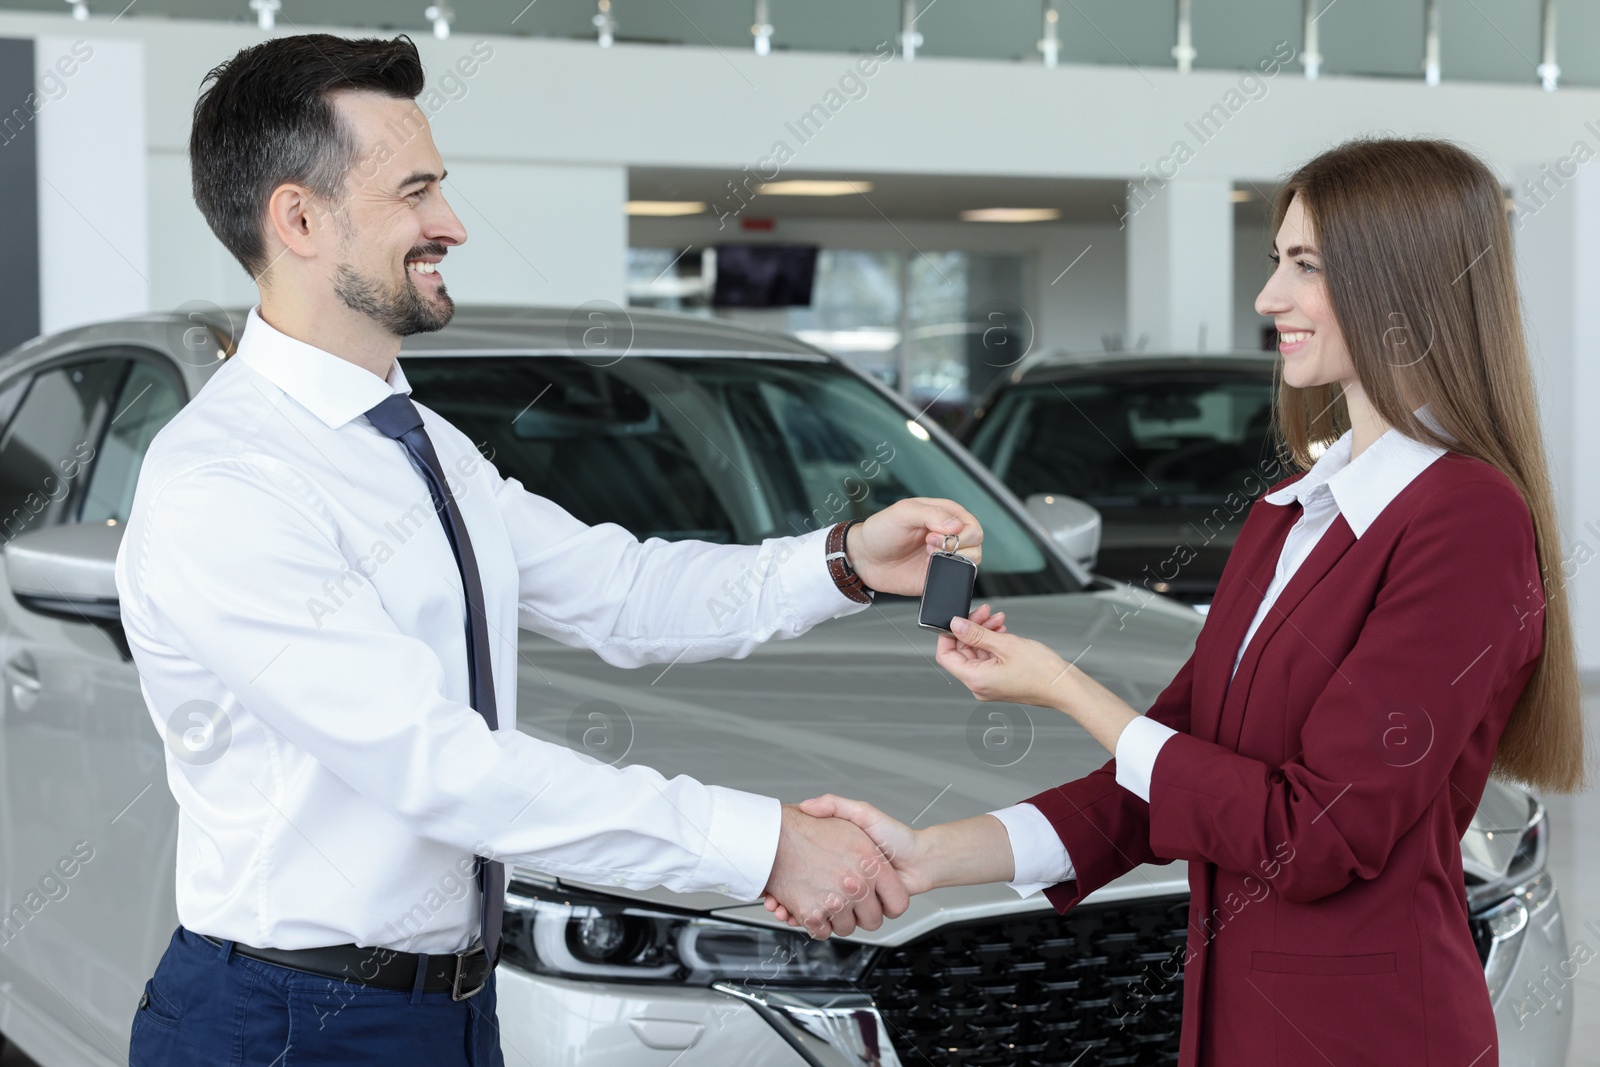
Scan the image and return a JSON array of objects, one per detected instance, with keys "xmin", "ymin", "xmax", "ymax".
[{"xmin": 321, "ymin": 90, "xmax": 466, "ymax": 337}]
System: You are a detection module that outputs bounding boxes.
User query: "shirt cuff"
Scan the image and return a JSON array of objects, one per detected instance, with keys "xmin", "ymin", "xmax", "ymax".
[
  {"xmin": 692, "ymin": 786, "xmax": 783, "ymax": 901},
  {"xmin": 1113, "ymin": 715, "xmax": 1179, "ymax": 803},
  {"xmin": 774, "ymin": 524, "xmax": 873, "ymax": 624},
  {"xmin": 988, "ymin": 803, "xmax": 1075, "ymax": 898}
]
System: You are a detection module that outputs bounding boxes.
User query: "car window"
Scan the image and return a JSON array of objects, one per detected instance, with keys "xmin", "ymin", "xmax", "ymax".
[
  {"xmin": 78, "ymin": 358, "xmax": 188, "ymax": 526},
  {"xmin": 404, "ymin": 355, "xmax": 1082, "ymax": 597},
  {"xmin": 0, "ymin": 375, "xmax": 26, "ymax": 437},
  {"xmin": 0, "ymin": 357, "xmax": 126, "ymax": 544},
  {"xmin": 968, "ymin": 371, "xmax": 1276, "ymax": 508}
]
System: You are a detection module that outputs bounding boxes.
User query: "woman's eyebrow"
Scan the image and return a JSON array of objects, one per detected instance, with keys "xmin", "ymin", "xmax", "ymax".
[{"xmin": 1283, "ymin": 243, "xmax": 1319, "ymax": 257}]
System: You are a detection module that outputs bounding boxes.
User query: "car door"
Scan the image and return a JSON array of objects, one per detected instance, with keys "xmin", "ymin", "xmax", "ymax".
[{"xmin": 0, "ymin": 348, "xmax": 187, "ymax": 1065}]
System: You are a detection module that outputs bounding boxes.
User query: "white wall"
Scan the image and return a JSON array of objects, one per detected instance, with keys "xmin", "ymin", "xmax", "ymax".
[{"xmin": 441, "ymin": 162, "xmax": 626, "ymax": 307}]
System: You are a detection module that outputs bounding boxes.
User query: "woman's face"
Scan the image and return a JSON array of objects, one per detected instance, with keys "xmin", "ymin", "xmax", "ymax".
[{"xmin": 1255, "ymin": 195, "xmax": 1357, "ymax": 393}]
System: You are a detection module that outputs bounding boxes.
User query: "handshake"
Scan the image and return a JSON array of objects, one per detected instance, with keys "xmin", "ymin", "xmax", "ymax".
[
  {"xmin": 760, "ymin": 791, "xmax": 1018, "ymax": 938},
  {"xmin": 761, "ymin": 602, "xmax": 1021, "ymax": 940}
]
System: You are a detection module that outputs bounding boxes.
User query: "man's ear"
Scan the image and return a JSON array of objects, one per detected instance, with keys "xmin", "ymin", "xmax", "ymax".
[{"xmin": 262, "ymin": 181, "xmax": 340, "ymax": 269}]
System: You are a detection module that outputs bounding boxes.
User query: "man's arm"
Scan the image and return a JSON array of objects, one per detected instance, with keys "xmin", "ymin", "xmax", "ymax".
[
  {"xmin": 485, "ymin": 455, "xmax": 981, "ymax": 668},
  {"xmin": 120, "ymin": 454, "xmax": 897, "ymax": 928}
]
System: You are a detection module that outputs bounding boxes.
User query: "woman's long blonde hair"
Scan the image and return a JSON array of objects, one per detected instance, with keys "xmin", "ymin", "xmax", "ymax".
[{"xmin": 1271, "ymin": 136, "xmax": 1585, "ymax": 793}]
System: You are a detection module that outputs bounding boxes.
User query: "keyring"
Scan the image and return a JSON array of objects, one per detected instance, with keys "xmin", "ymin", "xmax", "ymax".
[{"xmin": 942, "ymin": 533, "xmax": 960, "ymax": 554}]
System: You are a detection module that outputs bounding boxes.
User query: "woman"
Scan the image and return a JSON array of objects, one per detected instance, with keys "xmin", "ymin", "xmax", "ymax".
[{"xmin": 767, "ymin": 137, "xmax": 1586, "ymax": 1065}]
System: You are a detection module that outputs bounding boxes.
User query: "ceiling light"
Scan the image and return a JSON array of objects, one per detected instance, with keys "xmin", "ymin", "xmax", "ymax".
[
  {"xmin": 594, "ymin": 0, "xmax": 616, "ymax": 48},
  {"xmin": 899, "ymin": 0, "xmax": 923, "ymax": 62},
  {"xmin": 960, "ymin": 207, "xmax": 1062, "ymax": 223},
  {"xmin": 63, "ymin": 0, "xmax": 88, "ymax": 20},
  {"xmin": 1230, "ymin": 189, "xmax": 1255, "ymax": 203},
  {"xmin": 425, "ymin": 4, "xmax": 453, "ymax": 39},
  {"xmin": 756, "ymin": 180, "xmax": 873, "ymax": 197},
  {"xmin": 752, "ymin": 0, "xmax": 773, "ymax": 56},
  {"xmin": 249, "ymin": 0, "xmax": 280, "ymax": 31},
  {"xmin": 626, "ymin": 201, "xmax": 708, "ymax": 216}
]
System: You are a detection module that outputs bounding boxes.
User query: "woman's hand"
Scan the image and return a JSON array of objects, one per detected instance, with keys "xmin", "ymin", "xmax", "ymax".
[
  {"xmin": 936, "ymin": 606, "xmax": 1075, "ymax": 708},
  {"xmin": 940, "ymin": 606, "xmax": 1143, "ymax": 756}
]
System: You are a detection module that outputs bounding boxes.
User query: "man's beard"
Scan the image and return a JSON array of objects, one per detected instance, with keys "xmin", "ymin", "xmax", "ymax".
[{"xmin": 333, "ymin": 252, "xmax": 454, "ymax": 337}]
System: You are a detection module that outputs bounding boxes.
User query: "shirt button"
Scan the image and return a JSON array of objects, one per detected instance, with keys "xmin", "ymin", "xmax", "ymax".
[
  {"xmin": 612, "ymin": 875, "xmax": 625, "ymax": 885},
  {"xmin": 138, "ymin": 991, "xmax": 149, "ymax": 1010},
  {"xmin": 717, "ymin": 884, "xmax": 731, "ymax": 894}
]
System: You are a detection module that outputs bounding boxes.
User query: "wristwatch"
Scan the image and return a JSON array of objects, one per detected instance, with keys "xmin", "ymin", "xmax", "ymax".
[{"xmin": 824, "ymin": 519, "xmax": 875, "ymax": 604}]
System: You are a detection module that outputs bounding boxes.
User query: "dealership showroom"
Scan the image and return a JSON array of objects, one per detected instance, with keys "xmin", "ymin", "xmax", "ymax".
[{"xmin": 5, "ymin": 1, "xmax": 1600, "ymax": 1065}]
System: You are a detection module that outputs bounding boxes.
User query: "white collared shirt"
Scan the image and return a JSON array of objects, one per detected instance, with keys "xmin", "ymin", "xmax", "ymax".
[
  {"xmin": 115, "ymin": 306, "xmax": 866, "ymax": 953},
  {"xmin": 992, "ymin": 405, "xmax": 1451, "ymax": 896}
]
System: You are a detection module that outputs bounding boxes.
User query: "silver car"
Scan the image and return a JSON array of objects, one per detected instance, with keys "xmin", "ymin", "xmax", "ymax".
[{"xmin": 0, "ymin": 307, "xmax": 1571, "ymax": 1066}]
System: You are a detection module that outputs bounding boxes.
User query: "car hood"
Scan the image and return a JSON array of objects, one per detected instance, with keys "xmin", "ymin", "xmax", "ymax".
[{"xmin": 509, "ymin": 581, "xmax": 1533, "ymax": 945}]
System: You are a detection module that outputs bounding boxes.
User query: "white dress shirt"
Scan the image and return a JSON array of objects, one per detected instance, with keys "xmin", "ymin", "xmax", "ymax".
[
  {"xmin": 992, "ymin": 405, "xmax": 1451, "ymax": 896},
  {"xmin": 114, "ymin": 306, "xmax": 868, "ymax": 953}
]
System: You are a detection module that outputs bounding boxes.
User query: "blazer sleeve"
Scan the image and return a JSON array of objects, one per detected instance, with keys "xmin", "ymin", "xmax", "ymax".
[
  {"xmin": 1019, "ymin": 645, "xmax": 1196, "ymax": 913},
  {"xmin": 1145, "ymin": 478, "xmax": 1545, "ymax": 904}
]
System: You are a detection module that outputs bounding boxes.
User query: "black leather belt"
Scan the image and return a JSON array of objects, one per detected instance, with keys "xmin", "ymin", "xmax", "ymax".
[{"xmin": 200, "ymin": 933, "xmax": 497, "ymax": 1001}]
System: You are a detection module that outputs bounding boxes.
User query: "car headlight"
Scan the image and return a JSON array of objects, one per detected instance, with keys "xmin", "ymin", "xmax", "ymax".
[
  {"xmin": 1466, "ymin": 797, "xmax": 1559, "ymax": 1006},
  {"xmin": 500, "ymin": 878, "xmax": 877, "ymax": 985},
  {"xmin": 1466, "ymin": 797, "xmax": 1547, "ymax": 916}
]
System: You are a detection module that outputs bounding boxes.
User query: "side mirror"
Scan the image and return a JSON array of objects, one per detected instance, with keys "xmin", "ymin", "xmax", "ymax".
[
  {"xmin": 4, "ymin": 521, "xmax": 129, "ymax": 659},
  {"xmin": 1024, "ymin": 493, "xmax": 1101, "ymax": 571}
]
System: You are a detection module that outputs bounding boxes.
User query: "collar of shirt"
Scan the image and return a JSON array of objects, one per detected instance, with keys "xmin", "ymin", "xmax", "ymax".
[
  {"xmin": 232, "ymin": 305, "xmax": 412, "ymax": 429},
  {"xmin": 1262, "ymin": 403, "xmax": 1453, "ymax": 537}
]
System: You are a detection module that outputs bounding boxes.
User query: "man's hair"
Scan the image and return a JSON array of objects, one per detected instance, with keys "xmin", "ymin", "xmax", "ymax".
[{"xmin": 189, "ymin": 34, "xmax": 424, "ymax": 277}]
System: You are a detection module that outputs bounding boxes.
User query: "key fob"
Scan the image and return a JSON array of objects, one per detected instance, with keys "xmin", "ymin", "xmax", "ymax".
[{"xmin": 917, "ymin": 550, "xmax": 978, "ymax": 634}]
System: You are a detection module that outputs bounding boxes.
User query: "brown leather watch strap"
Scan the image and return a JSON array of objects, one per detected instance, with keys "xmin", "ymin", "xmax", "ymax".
[{"xmin": 824, "ymin": 519, "xmax": 875, "ymax": 603}]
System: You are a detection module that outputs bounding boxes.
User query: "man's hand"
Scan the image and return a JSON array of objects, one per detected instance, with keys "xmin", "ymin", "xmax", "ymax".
[
  {"xmin": 846, "ymin": 498, "xmax": 982, "ymax": 597},
  {"xmin": 763, "ymin": 804, "xmax": 910, "ymax": 939}
]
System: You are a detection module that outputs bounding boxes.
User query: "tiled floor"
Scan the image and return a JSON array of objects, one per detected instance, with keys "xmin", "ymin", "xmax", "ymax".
[{"xmin": 4, "ymin": 694, "xmax": 1598, "ymax": 1067}]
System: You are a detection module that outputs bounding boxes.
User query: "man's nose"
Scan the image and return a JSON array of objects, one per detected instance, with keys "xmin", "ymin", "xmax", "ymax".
[{"xmin": 427, "ymin": 191, "xmax": 467, "ymax": 248}]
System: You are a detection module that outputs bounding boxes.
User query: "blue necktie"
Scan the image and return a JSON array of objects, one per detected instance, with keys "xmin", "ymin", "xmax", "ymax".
[{"xmin": 365, "ymin": 391, "xmax": 503, "ymax": 962}]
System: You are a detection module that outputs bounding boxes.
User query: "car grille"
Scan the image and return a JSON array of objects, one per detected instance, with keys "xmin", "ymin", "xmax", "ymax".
[{"xmin": 861, "ymin": 894, "xmax": 1190, "ymax": 1066}]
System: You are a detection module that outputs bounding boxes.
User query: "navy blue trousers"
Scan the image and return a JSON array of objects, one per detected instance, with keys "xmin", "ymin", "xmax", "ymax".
[{"xmin": 128, "ymin": 926, "xmax": 507, "ymax": 1066}]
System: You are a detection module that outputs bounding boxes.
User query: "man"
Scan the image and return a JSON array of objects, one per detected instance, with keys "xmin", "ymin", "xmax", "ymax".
[{"xmin": 116, "ymin": 33, "xmax": 982, "ymax": 1067}]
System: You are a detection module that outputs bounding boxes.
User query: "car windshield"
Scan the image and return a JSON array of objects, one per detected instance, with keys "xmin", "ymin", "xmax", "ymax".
[
  {"xmin": 968, "ymin": 369, "xmax": 1277, "ymax": 509},
  {"xmin": 403, "ymin": 355, "xmax": 1083, "ymax": 597}
]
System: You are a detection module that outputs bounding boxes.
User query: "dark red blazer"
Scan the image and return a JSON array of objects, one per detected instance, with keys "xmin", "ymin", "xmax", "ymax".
[{"xmin": 1024, "ymin": 451, "xmax": 1546, "ymax": 1066}]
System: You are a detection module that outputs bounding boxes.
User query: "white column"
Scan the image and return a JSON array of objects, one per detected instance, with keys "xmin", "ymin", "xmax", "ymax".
[
  {"xmin": 1124, "ymin": 176, "xmax": 1233, "ymax": 353},
  {"xmin": 36, "ymin": 36, "xmax": 148, "ymax": 334},
  {"xmin": 1513, "ymin": 162, "xmax": 1600, "ymax": 673}
]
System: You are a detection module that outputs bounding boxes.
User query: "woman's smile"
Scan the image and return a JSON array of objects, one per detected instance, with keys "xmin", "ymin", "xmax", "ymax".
[{"xmin": 1277, "ymin": 327, "xmax": 1314, "ymax": 354}]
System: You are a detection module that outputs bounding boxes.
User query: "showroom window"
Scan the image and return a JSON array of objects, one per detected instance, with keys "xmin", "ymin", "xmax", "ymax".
[{"xmin": 627, "ymin": 246, "xmax": 1026, "ymax": 427}]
